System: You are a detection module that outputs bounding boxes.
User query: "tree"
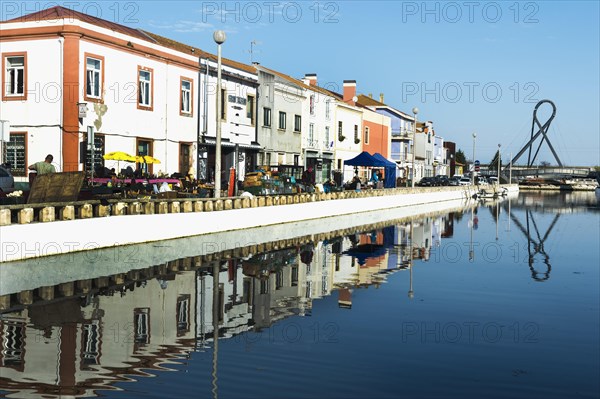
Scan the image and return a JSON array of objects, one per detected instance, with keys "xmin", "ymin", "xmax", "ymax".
[{"xmin": 455, "ymin": 149, "xmax": 467, "ymax": 165}]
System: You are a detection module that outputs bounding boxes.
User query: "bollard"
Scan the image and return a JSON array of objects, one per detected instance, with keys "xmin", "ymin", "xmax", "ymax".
[
  {"xmin": 194, "ymin": 201, "xmax": 204, "ymax": 212},
  {"xmin": 224, "ymin": 199, "xmax": 233, "ymax": 210},
  {"xmin": 182, "ymin": 201, "xmax": 193, "ymax": 213},
  {"xmin": 18, "ymin": 208, "xmax": 34, "ymax": 224},
  {"xmin": 112, "ymin": 202, "xmax": 127, "ymax": 216},
  {"xmin": 156, "ymin": 202, "xmax": 169, "ymax": 214},
  {"xmin": 40, "ymin": 207, "xmax": 55, "ymax": 222},
  {"xmin": 143, "ymin": 202, "xmax": 155, "ymax": 215},
  {"xmin": 214, "ymin": 200, "xmax": 224, "ymax": 211},
  {"xmin": 0, "ymin": 209, "xmax": 11, "ymax": 226},
  {"xmin": 79, "ymin": 203, "xmax": 93, "ymax": 219},
  {"xmin": 169, "ymin": 201, "xmax": 181, "ymax": 213},
  {"xmin": 60, "ymin": 206, "xmax": 75, "ymax": 221},
  {"xmin": 128, "ymin": 202, "xmax": 142, "ymax": 215},
  {"xmin": 233, "ymin": 199, "xmax": 242, "ymax": 209},
  {"xmin": 204, "ymin": 201, "xmax": 214, "ymax": 212}
]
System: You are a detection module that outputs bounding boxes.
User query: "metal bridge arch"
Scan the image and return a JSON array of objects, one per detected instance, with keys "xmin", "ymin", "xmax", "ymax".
[{"xmin": 509, "ymin": 99, "xmax": 562, "ymax": 168}]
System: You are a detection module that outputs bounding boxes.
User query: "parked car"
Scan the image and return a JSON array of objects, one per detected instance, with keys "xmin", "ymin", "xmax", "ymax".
[
  {"xmin": 449, "ymin": 176, "xmax": 461, "ymax": 186},
  {"xmin": 477, "ymin": 176, "xmax": 488, "ymax": 185},
  {"xmin": 459, "ymin": 177, "xmax": 472, "ymax": 186},
  {"xmin": 0, "ymin": 165, "xmax": 15, "ymax": 192},
  {"xmin": 488, "ymin": 177, "xmax": 499, "ymax": 185},
  {"xmin": 435, "ymin": 175, "xmax": 450, "ymax": 186},
  {"xmin": 416, "ymin": 177, "xmax": 436, "ymax": 187}
]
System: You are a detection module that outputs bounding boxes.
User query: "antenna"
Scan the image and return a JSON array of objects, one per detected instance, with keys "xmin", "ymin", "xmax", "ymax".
[{"xmin": 247, "ymin": 40, "xmax": 261, "ymax": 63}]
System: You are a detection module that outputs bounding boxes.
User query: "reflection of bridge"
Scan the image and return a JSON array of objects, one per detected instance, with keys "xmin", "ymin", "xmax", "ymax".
[
  {"xmin": 503, "ymin": 191, "xmax": 600, "ymax": 213},
  {"xmin": 510, "ymin": 210, "xmax": 559, "ymax": 282}
]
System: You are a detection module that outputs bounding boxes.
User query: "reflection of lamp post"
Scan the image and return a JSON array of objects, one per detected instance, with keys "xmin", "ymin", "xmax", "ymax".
[
  {"xmin": 213, "ymin": 30, "xmax": 226, "ymax": 198},
  {"xmin": 411, "ymin": 107, "xmax": 419, "ymax": 188},
  {"xmin": 472, "ymin": 132, "xmax": 477, "ymax": 185},
  {"xmin": 212, "ymin": 261, "xmax": 220, "ymax": 398},
  {"xmin": 408, "ymin": 220, "xmax": 414, "ymax": 299},
  {"xmin": 469, "ymin": 206, "xmax": 475, "ymax": 261}
]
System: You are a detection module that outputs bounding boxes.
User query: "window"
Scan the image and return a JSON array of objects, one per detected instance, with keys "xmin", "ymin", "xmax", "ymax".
[
  {"xmin": 354, "ymin": 125, "xmax": 359, "ymax": 141},
  {"xmin": 3, "ymin": 53, "xmax": 26, "ymax": 100},
  {"xmin": 180, "ymin": 78, "xmax": 192, "ymax": 115},
  {"xmin": 325, "ymin": 99, "xmax": 331, "ymax": 119},
  {"xmin": 85, "ymin": 54, "xmax": 103, "ymax": 101},
  {"xmin": 364, "ymin": 126, "xmax": 370, "ymax": 144},
  {"xmin": 294, "ymin": 115, "xmax": 301, "ymax": 132},
  {"xmin": 294, "ymin": 154, "xmax": 299, "ymax": 165},
  {"xmin": 247, "ymin": 95, "xmax": 255, "ymax": 125},
  {"xmin": 0, "ymin": 320, "xmax": 26, "ymax": 371},
  {"xmin": 265, "ymin": 152, "xmax": 271, "ymax": 165},
  {"xmin": 136, "ymin": 138, "xmax": 153, "ymax": 175},
  {"xmin": 309, "ymin": 123, "xmax": 315, "ymax": 146},
  {"xmin": 263, "ymin": 107, "xmax": 272, "ymax": 127},
  {"xmin": 338, "ymin": 121, "xmax": 343, "ymax": 137},
  {"xmin": 179, "ymin": 143, "xmax": 192, "ymax": 175},
  {"xmin": 325, "ymin": 126, "xmax": 330, "ymax": 147},
  {"xmin": 133, "ymin": 308, "xmax": 150, "ymax": 346},
  {"xmin": 176, "ymin": 295, "xmax": 191, "ymax": 336},
  {"xmin": 138, "ymin": 67, "xmax": 153, "ymax": 109},
  {"xmin": 310, "ymin": 94, "xmax": 315, "ymax": 115},
  {"xmin": 3, "ymin": 133, "xmax": 26, "ymax": 176},
  {"xmin": 278, "ymin": 111, "xmax": 286, "ymax": 130},
  {"xmin": 81, "ymin": 321, "xmax": 101, "ymax": 366}
]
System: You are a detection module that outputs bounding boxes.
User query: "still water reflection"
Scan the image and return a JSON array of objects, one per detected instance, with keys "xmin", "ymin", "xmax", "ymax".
[{"xmin": 1, "ymin": 191, "xmax": 598, "ymax": 398}]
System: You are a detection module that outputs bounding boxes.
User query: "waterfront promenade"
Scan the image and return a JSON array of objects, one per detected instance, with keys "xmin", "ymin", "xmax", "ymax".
[{"xmin": 0, "ymin": 186, "xmax": 517, "ymax": 263}]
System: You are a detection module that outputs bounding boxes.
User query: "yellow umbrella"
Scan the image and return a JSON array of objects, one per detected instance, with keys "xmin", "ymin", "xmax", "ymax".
[
  {"xmin": 136, "ymin": 155, "xmax": 161, "ymax": 164},
  {"xmin": 103, "ymin": 151, "xmax": 137, "ymax": 162}
]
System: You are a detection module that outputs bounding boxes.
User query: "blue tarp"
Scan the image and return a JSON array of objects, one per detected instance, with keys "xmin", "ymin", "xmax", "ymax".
[
  {"xmin": 343, "ymin": 151, "xmax": 397, "ymax": 188},
  {"xmin": 372, "ymin": 153, "xmax": 397, "ymax": 188}
]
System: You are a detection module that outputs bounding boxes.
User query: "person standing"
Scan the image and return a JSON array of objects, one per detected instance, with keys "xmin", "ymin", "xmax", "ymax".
[{"xmin": 28, "ymin": 154, "xmax": 56, "ymax": 175}]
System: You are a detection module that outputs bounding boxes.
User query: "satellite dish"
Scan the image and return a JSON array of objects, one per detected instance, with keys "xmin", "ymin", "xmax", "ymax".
[{"xmin": 352, "ymin": 96, "xmax": 358, "ymax": 102}]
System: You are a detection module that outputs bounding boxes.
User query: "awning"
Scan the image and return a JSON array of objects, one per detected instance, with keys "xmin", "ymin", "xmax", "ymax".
[{"xmin": 202, "ymin": 139, "xmax": 262, "ymax": 151}]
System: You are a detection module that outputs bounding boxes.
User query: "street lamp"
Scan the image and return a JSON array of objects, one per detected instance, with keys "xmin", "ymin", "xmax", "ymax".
[
  {"xmin": 472, "ymin": 132, "xmax": 477, "ymax": 185},
  {"xmin": 213, "ymin": 30, "xmax": 226, "ymax": 198},
  {"xmin": 497, "ymin": 143, "xmax": 501, "ymax": 184},
  {"xmin": 411, "ymin": 107, "xmax": 419, "ymax": 188}
]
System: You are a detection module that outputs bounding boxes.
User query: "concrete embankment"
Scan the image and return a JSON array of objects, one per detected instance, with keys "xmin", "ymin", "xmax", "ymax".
[{"xmin": 0, "ymin": 186, "xmax": 516, "ymax": 263}]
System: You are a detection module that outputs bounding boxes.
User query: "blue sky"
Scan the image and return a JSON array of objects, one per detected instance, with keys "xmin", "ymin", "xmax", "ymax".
[{"xmin": 5, "ymin": 1, "xmax": 599, "ymax": 165}]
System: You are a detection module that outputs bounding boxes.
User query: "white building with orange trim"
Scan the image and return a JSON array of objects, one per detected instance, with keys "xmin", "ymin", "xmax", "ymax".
[{"xmin": 0, "ymin": 6, "xmax": 259, "ymax": 183}]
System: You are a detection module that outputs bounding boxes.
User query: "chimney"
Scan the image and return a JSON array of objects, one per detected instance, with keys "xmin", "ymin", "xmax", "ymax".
[
  {"xmin": 304, "ymin": 73, "xmax": 317, "ymax": 86},
  {"xmin": 379, "ymin": 93, "xmax": 384, "ymax": 103},
  {"xmin": 343, "ymin": 80, "xmax": 357, "ymax": 105}
]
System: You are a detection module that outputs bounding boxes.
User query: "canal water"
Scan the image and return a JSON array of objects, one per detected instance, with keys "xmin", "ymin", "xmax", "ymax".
[{"xmin": 0, "ymin": 191, "xmax": 598, "ymax": 398}]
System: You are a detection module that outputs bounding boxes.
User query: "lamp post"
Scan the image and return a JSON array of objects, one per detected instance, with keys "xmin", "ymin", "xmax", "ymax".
[
  {"xmin": 497, "ymin": 143, "xmax": 501, "ymax": 184},
  {"xmin": 411, "ymin": 107, "xmax": 419, "ymax": 188},
  {"xmin": 472, "ymin": 132, "xmax": 477, "ymax": 185},
  {"xmin": 213, "ymin": 30, "xmax": 226, "ymax": 198}
]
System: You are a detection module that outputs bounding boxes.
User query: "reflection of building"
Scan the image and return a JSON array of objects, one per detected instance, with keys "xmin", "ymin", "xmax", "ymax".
[{"xmin": 0, "ymin": 218, "xmax": 442, "ymax": 398}]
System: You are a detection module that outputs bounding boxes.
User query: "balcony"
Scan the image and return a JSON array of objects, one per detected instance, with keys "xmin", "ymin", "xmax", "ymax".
[
  {"xmin": 306, "ymin": 138, "xmax": 320, "ymax": 150},
  {"xmin": 391, "ymin": 128, "xmax": 412, "ymax": 138}
]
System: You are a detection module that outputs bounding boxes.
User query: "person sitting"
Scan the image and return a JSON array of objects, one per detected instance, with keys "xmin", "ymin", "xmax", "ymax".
[
  {"xmin": 122, "ymin": 165, "xmax": 135, "ymax": 178},
  {"xmin": 28, "ymin": 154, "xmax": 56, "ymax": 175}
]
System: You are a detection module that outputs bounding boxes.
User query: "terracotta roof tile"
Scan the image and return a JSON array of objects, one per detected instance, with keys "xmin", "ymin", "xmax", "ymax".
[{"xmin": 2, "ymin": 6, "xmax": 152, "ymax": 42}]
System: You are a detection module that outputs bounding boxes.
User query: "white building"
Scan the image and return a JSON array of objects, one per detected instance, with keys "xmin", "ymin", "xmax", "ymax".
[
  {"xmin": 0, "ymin": 6, "xmax": 259, "ymax": 183},
  {"xmin": 333, "ymin": 81, "xmax": 363, "ymax": 183}
]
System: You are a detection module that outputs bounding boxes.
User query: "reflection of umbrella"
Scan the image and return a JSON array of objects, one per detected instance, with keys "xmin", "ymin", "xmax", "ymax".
[
  {"xmin": 342, "ymin": 244, "xmax": 387, "ymax": 266},
  {"xmin": 136, "ymin": 155, "xmax": 161, "ymax": 164},
  {"xmin": 103, "ymin": 151, "xmax": 137, "ymax": 162}
]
